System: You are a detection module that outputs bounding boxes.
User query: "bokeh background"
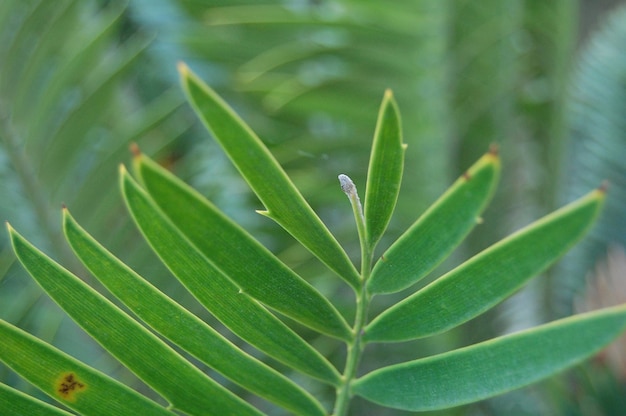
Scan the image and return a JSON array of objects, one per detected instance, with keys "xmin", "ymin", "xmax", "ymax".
[{"xmin": 1, "ymin": 1, "xmax": 626, "ymax": 414}]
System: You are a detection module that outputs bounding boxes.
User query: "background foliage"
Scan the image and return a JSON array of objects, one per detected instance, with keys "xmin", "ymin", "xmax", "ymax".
[{"xmin": 1, "ymin": 0, "xmax": 625, "ymax": 414}]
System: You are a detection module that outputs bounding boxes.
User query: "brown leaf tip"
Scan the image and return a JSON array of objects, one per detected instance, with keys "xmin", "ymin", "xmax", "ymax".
[
  {"xmin": 129, "ymin": 142, "xmax": 141, "ymax": 158},
  {"xmin": 462, "ymin": 171, "xmax": 472, "ymax": 181},
  {"xmin": 488, "ymin": 143, "xmax": 499, "ymax": 156},
  {"xmin": 599, "ymin": 180, "xmax": 610, "ymax": 194}
]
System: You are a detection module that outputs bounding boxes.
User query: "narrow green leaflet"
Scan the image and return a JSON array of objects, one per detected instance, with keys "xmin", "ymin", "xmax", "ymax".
[
  {"xmin": 354, "ymin": 305, "xmax": 626, "ymax": 411},
  {"xmin": 0, "ymin": 382, "xmax": 75, "ymax": 416},
  {"xmin": 365, "ymin": 187, "xmax": 605, "ymax": 342},
  {"xmin": 363, "ymin": 89, "xmax": 405, "ymax": 249},
  {"xmin": 121, "ymin": 167, "xmax": 341, "ymax": 385},
  {"xmin": 367, "ymin": 149, "xmax": 500, "ymax": 294},
  {"xmin": 7, "ymin": 226, "xmax": 263, "ymax": 416},
  {"xmin": 178, "ymin": 63, "xmax": 360, "ymax": 288},
  {"xmin": 0, "ymin": 319, "xmax": 174, "ymax": 416},
  {"xmin": 133, "ymin": 152, "xmax": 351, "ymax": 341},
  {"xmin": 63, "ymin": 210, "xmax": 326, "ymax": 416}
]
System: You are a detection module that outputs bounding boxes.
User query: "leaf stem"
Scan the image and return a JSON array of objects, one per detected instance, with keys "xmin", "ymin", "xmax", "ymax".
[
  {"xmin": 338, "ymin": 174, "xmax": 366, "ymax": 251},
  {"xmin": 334, "ymin": 174, "xmax": 373, "ymax": 416}
]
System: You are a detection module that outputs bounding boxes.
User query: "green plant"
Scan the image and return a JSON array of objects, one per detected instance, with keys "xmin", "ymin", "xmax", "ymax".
[
  {"xmin": 0, "ymin": 0, "xmax": 186, "ymax": 343},
  {"xmin": 553, "ymin": 3, "xmax": 626, "ymax": 318},
  {"xmin": 1, "ymin": 64, "xmax": 625, "ymax": 416}
]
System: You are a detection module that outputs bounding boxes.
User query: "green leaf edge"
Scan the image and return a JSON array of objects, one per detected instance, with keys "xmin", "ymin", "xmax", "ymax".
[
  {"xmin": 120, "ymin": 166, "xmax": 341, "ymax": 386},
  {"xmin": 367, "ymin": 148, "xmax": 500, "ymax": 294},
  {"xmin": 178, "ymin": 62, "xmax": 360, "ymax": 289},
  {"xmin": 364, "ymin": 89, "xmax": 406, "ymax": 250},
  {"xmin": 62, "ymin": 209, "xmax": 326, "ymax": 416},
  {"xmin": 0, "ymin": 382, "xmax": 74, "ymax": 416},
  {"xmin": 0, "ymin": 319, "xmax": 173, "ymax": 416},
  {"xmin": 0, "ymin": 307, "xmax": 174, "ymax": 416},
  {"xmin": 353, "ymin": 305, "xmax": 626, "ymax": 411},
  {"xmin": 365, "ymin": 186, "xmax": 606, "ymax": 342},
  {"xmin": 7, "ymin": 225, "xmax": 263, "ymax": 416},
  {"xmin": 133, "ymin": 151, "xmax": 351, "ymax": 341}
]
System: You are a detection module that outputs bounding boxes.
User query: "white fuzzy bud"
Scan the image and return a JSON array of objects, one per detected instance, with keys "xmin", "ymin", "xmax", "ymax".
[{"xmin": 338, "ymin": 174, "xmax": 356, "ymax": 196}]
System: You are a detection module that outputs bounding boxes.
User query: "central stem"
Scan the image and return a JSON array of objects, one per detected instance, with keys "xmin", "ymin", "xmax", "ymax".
[{"xmin": 333, "ymin": 174, "xmax": 373, "ymax": 416}]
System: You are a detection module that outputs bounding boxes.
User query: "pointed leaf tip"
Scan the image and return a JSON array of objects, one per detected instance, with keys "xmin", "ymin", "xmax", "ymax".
[
  {"xmin": 363, "ymin": 89, "xmax": 405, "ymax": 249},
  {"xmin": 366, "ymin": 187, "xmax": 604, "ymax": 341},
  {"xmin": 366, "ymin": 151, "xmax": 499, "ymax": 294},
  {"xmin": 179, "ymin": 66, "xmax": 360, "ymax": 287},
  {"xmin": 177, "ymin": 61, "xmax": 189, "ymax": 76}
]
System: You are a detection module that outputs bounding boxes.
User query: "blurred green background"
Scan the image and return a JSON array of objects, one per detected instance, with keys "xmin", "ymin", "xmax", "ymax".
[{"xmin": 1, "ymin": 1, "xmax": 626, "ymax": 414}]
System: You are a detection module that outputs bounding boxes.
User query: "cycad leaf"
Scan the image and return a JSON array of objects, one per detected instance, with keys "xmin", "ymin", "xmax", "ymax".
[
  {"xmin": 7, "ymin": 226, "xmax": 263, "ymax": 416},
  {"xmin": 121, "ymin": 167, "xmax": 341, "ymax": 385},
  {"xmin": 63, "ymin": 210, "xmax": 326, "ymax": 416},
  {"xmin": 0, "ymin": 383, "xmax": 73, "ymax": 416},
  {"xmin": 178, "ymin": 63, "xmax": 360, "ymax": 288},
  {"xmin": 365, "ymin": 187, "xmax": 605, "ymax": 342},
  {"xmin": 0, "ymin": 319, "xmax": 174, "ymax": 416},
  {"xmin": 354, "ymin": 305, "xmax": 626, "ymax": 411},
  {"xmin": 364, "ymin": 89, "xmax": 405, "ymax": 249},
  {"xmin": 133, "ymin": 151, "xmax": 351, "ymax": 341},
  {"xmin": 367, "ymin": 148, "xmax": 500, "ymax": 294},
  {"xmin": 40, "ymin": 33, "xmax": 152, "ymax": 183}
]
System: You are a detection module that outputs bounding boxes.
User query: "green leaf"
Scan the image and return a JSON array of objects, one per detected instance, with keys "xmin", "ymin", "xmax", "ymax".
[
  {"xmin": 353, "ymin": 305, "xmax": 626, "ymax": 411},
  {"xmin": 133, "ymin": 151, "xmax": 351, "ymax": 341},
  {"xmin": 0, "ymin": 319, "xmax": 174, "ymax": 416},
  {"xmin": 7, "ymin": 225, "xmax": 263, "ymax": 416},
  {"xmin": 178, "ymin": 63, "xmax": 360, "ymax": 288},
  {"xmin": 120, "ymin": 167, "xmax": 341, "ymax": 385},
  {"xmin": 367, "ymin": 149, "xmax": 500, "ymax": 294},
  {"xmin": 0, "ymin": 382, "xmax": 75, "ymax": 416},
  {"xmin": 365, "ymin": 187, "xmax": 606, "ymax": 342},
  {"xmin": 364, "ymin": 89, "xmax": 405, "ymax": 249},
  {"xmin": 63, "ymin": 209, "xmax": 326, "ymax": 416}
]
